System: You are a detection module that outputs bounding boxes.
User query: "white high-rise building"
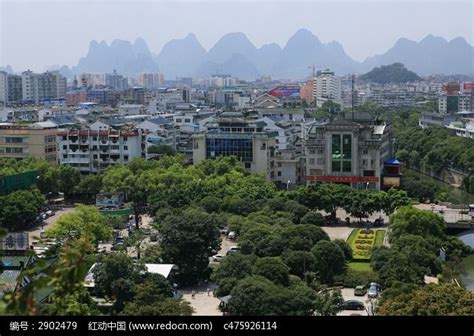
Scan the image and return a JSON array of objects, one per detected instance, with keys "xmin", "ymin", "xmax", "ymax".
[
  {"xmin": 22, "ymin": 70, "xmax": 36, "ymax": 102},
  {"xmin": 21, "ymin": 70, "xmax": 67, "ymax": 104},
  {"xmin": 0, "ymin": 72, "xmax": 7, "ymax": 106},
  {"xmin": 105, "ymin": 70, "xmax": 128, "ymax": 90},
  {"xmin": 313, "ymin": 69, "xmax": 342, "ymax": 106},
  {"xmin": 138, "ymin": 73, "xmax": 164, "ymax": 89}
]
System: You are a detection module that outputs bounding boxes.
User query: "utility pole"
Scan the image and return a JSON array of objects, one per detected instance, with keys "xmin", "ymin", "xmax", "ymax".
[{"xmin": 351, "ymin": 74, "xmax": 355, "ymax": 121}]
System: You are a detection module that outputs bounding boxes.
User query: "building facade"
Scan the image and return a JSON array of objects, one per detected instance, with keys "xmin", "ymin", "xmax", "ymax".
[
  {"xmin": 138, "ymin": 73, "xmax": 164, "ymax": 89},
  {"xmin": 192, "ymin": 112, "xmax": 276, "ymax": 180},
  {"xmin": 304, "ymin": 115, "xmax": 394, "ymax": 190},
  {"xmin": 0, "ymin": 125, "xmax": 57, "ymax": 163},
  {"xmin": 313, "ymin": 69, "xmax": 342, "ymax": 106},
  {"xmin": 57, "ymin": 129, "xmax": 144, "ymax": 173},
  {"xmin": 105, "ymin": 70, "xmax": 128, "ymax": 90}
]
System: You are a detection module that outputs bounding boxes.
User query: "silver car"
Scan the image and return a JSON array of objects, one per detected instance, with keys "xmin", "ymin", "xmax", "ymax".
[{"xmin": 368, "ymin": 284, "xmax": 378, "ymax": 298}]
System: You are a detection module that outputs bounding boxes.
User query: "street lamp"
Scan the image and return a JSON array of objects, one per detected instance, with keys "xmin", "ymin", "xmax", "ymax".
[{"xmin": 286, "ymin": 180, "xmax": 291, "ymax": 191}]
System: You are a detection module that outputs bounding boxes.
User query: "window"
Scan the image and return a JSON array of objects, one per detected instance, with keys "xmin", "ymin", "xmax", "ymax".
[
  {"xmin": 332, "ymin": 133, "xmax": 352, "ymax": 173},
  {"xmin": 278, "ymin": 171, "xmax": 282, "ymax": 177},
  {"xmin": 63, "ymin": 154, "xmax": 67, "ymax": 159},
  {"xmin": 317, "ymin": 148, "xmax": 324, "ymax": 154},
  {"xmin": 363, "ymin": 149, "xmax": 368, "ymax": 155},
  {"xmin": 244, "ymin": 162, "xmax": 251, "ymax": 169},
  {"xmin": 309, "ymin": 158, "xmax": 315, "ymax": 165},
  {"xmin": 63, "ymin": 145, "xmax": 67, "ymax": 150},
  {"xmin": 124, "ymin": 145, "xmax": 128, "ymax": 150},
  {"xmin": 278, "ymin": 162, "xmax": 282, "ymax": 167},
  {"xmin": 342, "ymin": 161, "xmax": 352, "ymax": 172},
  {"xmin": 261, "ymin": 143, "xmax": 266, "ymax": 150},
  {"xmin": 176, "ymin": 119, "xmax": 182, "ymax": 123},
  {"xmin": 317, "ymin": 158, "xmax": 324, "ymax": 165},
  {"xmin": 185, "ymin": 119, "xmax": 191, "ymax": 123}
]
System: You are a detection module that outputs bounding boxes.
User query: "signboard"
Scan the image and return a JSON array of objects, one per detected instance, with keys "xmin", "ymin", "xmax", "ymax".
[
  {"xmin": 382, "ymin": 176, "xmax": 401, "ymax": 188},
  {"xmin": 442, "ymin": 83, "xmax": 460, "ymax": 94},
  {"xmin": 0, "ymin": 170, "xmax": 38, "ymax": 194},
  {"xmin": 0, "ymin": 233, "xmax": 29, "ymax": 251},
  {"xmin": 305, "ymin": 175, "xmax": 380, "ymax": 183},
  {"xmin": 463, "ymin": 83, "xmax": 474, "ymax": 91},
  {"xmin": 96, "ymin": 192, "xmax": 124, "ymax": 209},
  {"xmin": 269, "ymin": 85, "xmax": 301, "ymax": 97}
]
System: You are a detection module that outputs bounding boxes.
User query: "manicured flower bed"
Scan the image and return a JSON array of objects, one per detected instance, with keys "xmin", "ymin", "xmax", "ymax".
[{"xmin": 346, "ymin": 229, "xmax": 384, "ymax": 261}]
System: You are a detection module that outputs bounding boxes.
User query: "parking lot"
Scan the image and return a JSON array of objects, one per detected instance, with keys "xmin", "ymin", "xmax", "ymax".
[{"xmin": 338, "ymin": 287, "xmax": 377, "ymax": 316}]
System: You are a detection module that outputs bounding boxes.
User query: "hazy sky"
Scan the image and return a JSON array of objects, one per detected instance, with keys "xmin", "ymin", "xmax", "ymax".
[{"xmin": 1, "ymin": 0, "xmax": 473, "ymax": 72}]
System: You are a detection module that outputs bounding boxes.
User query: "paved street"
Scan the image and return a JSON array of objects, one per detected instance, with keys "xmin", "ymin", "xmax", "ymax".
[
  {"xmin": 26, "ymin": 207, "xmax": 75, "ymax": 245},
  {"xmin": 414, "ymin": 203, "xmax": 470, "ymax": 223}
]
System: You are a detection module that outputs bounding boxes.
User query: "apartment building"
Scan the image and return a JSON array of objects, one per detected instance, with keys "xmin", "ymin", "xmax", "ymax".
[
  {"xmin": 57, "ymin": 129, "xmax": 144, "ymax": 173},
  {"xmin": 0, "ymin": 124, "xmax": 57, "ymax": 163}
]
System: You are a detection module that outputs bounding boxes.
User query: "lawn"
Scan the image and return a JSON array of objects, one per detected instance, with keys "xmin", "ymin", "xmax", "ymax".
[
  {"xmin": 348, "ymin": 262, "xmax": 372, "ymax": 272},
  {"xmin": 374, "ymin": 230, "xmax": 386, "ymax": 247}
]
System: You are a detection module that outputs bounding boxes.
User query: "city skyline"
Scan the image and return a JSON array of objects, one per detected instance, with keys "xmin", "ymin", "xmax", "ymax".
[{"xmin": 1, "ymin": 0, "xmax": 473, "ymax": 71}]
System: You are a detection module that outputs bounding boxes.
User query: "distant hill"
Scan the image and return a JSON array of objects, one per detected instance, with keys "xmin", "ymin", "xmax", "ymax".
[
  {"xmin": 72, "ymin": 38, "xmax": 159, "ymax": 77},
  {"xmin": 360, "ymin": 35, "xmax": 474, "ymax": 75},
  {"xmin": 156, "ymin": 33, "xmax": 207, "ymax": 79},
  {"xmin": 47, "ymin": 30, "xmax": 473, "ymax": 80},
  {"xmin": 359, "ymin": 63, "xmax": 421, "ymax": 83}
]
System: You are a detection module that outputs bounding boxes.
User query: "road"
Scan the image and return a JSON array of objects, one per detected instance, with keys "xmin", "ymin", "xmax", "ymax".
[
  {"xmin": 26, "ymin": 207, "xmax": 75, "ymax": 246},
  {"xmin": 414, "ymin": 203, "xmax": 470, "ymax": 223}
]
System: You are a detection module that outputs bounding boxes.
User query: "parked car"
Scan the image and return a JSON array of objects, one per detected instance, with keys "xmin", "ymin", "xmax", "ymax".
[
  {"xmin": 220, "ymin": 228, "xmax": 229, "ymax": 235},
  {"xmin": 227, "ymin": 231, "xmax": 237, "ymax": 240},
  {"xmin": 226, "ymin": 247, "xmax": 241, "ymax": 256},
  {"xmin": 340, "ymin": 300, "xmax": 365, "ymax": 311},
  {"xmin": 354, "ymin": 285, "xmax": 367, "ymax": 296},
  {"xmin": 368, "ymin": 282, "xmax": 381, "ymax": 298},
  {"xmin": 45, "ymin": 210, "xmax": 55, "ymax": 217},
  {"xmin": 212, "ymin": 254, "xmax": 224, "ymax": 262}
]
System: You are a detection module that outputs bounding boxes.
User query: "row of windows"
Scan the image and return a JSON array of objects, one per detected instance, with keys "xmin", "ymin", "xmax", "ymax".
[{"xmin": 206, "ymin": 138, "xmax": 253, "ymax": 162}]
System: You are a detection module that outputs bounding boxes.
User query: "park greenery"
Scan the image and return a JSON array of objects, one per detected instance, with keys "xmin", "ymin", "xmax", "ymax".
[{"xmin": 0, "ymin": 149, "xmax": 472, "ymax": 316}]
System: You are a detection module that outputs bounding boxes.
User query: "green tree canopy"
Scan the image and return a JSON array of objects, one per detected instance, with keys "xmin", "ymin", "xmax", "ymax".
[{"xmin": 46, "ymin": 205, "xmax": 112, "ymax": 245}]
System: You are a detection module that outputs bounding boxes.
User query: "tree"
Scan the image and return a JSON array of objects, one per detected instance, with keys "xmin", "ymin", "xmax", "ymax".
[
  {"xmin": 228, "ymin": 276, "xmax": 316, "ymax": 316},
  {"xmin": 383, "ymin": 188, "xmax": 411, "ymax": 215},
  {"xmin": 254, "ymin": 257, "xmax": 290, "ymax": 286},
  {"xmin": 57, "ymin": 165, "xmax": 81, "ymax": 198},
  {"xmin": 0, "ymin": 189, "xmax": 45, "ymax": 231},
  {"xmin": 211, "ymin": 254, "xmax": 255, "ymax": 296},
  {"xmin": 300, "ymin": 210, "xmax": 325, "ymax": 226},
  {"xmin": 121, "ymin": 274, "xmax": 193, "ymax": 316},
  {"xmin": 281, "ymin": 225, "xmax": 330, "ymax": 252},
  {"xmin": 159, "ymin": 208, "xmax": 221, "ymax": 285},
  {"xmin": 333, "ymin": 239, "xmax": 352, "ymax": 261},
  {"xmin": 311, "ymin": 241, "xmax": 347, "ymax": 284},
  {"xmin": 370, "ymin": 247, "xmax": 428, "ymax": 287},
  {"xmin": 4, "ymin": 238, "xmax": 98, "ymax": 316},
  {"xmin": 283, "ymin": 251, "xmax": 316, "ymax": 278},
  {"xmin": 389, "ymin": 206, "xmax": 446, "ymax": 243},
  {"xmin": 73, "ymin": 174, "xmax": 102, "ymax": 200},
  {"xmin": 228, "ymin": 276, "xmax": 278, "ymax": 315},
  {"xmin": 314, "ymin": 290, "xmax": 344, "ymax": 316},
  {"xmin": 198, "ymin": 196, "xmax": 222, "ymax": 213},
  {"xmin": 377, "ymin": 284, "xmax": 474, "ymax": 316},
  {"xmin": 147, "ymin": 144, "xmax": 176, "ymax": 156},
  {"xmin": 46, "ymin": 205, "xmax": 112, "ymax": 245},
  {"xmin": 93, "ymin": 252, "xmax": 145, "ymax": 313}
]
